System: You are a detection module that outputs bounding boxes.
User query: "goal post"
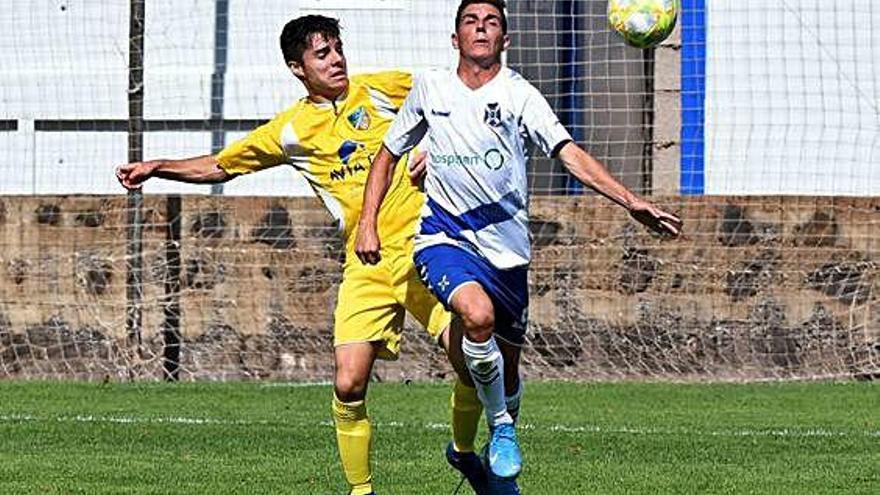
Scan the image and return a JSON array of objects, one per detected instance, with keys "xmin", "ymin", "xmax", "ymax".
[{"xmin": 0, "ymin": 1, "xmax": 876, "ymax": 382}]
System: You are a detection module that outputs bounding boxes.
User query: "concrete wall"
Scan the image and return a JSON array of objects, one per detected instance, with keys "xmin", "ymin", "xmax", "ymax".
[
  {"xmin": 1, "ymin": 195, "xmax": 876, "ymax": 382},
  {"xmin": 652, "ymin": 13, "xmax": 681, "ymax": 196}
]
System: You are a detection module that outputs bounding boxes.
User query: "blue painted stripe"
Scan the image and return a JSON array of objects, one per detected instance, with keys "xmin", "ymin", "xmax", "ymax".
[
  {"xmin": 422, "ymin": 192, "xmax": 524, "ymax": 238},
  {"xmin": 681, "ymin": 0, "xmax": 706, "ymax": 195},
  {"xmin": 558, "ymin": 0, "xmax": 584, "ymax": 195}
]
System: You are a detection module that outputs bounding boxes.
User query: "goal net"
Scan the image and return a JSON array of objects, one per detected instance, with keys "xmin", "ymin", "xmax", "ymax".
[{"xmin": 0, "ymin": 0, "xmax": 877, "ymax": 382}]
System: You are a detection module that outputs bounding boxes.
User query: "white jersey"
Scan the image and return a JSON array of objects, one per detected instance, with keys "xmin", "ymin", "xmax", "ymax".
[{"xmin": 383, "ymin": 67, "xmax": 573, "ymax": 269}]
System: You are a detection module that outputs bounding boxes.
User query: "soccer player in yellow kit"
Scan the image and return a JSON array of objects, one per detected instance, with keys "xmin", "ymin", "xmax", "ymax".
[{"xmin": 116, "ymin": 15, "xmax": 487, "ymax": 495}]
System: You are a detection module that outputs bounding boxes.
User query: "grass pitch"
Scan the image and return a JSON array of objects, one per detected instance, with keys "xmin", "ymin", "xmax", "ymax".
[{"xmin": 0, "ymin": 381, "xmax": 877, "ymax": 494}]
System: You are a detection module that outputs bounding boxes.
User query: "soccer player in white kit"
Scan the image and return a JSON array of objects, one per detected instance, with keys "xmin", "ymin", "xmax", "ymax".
[{"xmin": 356, "ymin": 0, "xmax": 682, "ymax": 491}]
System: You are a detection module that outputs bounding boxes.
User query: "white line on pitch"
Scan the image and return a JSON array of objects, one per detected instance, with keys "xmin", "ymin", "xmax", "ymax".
[
  {"xmin": 258, "ymin": 382, "xmax": 333, "ymax": 388},
  {"xmin": 1, "ymin": 413, "xmax": 877, "ymax": 439}
]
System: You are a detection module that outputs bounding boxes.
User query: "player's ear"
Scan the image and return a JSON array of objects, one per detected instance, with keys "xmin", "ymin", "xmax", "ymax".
[
  {"xmin": 451, "ymin": 33, "xmax": 460, "ymax": 50},
  {"xmin": 502, "ymin": 33, "xmax": 511, "ymax": 51},
  {"xmin": 288, "ymin": 60, "xmax": 305, "ymax": 80}
]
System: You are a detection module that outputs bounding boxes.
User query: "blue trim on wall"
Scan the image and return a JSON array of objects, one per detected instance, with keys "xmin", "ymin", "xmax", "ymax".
[
  {"xmin": 557, "ymin": 0, "xmax": 584, "ymax": 194},
  {"xmin": 680, "ymin": 0, "xmax": 706, "ymax": 195}
]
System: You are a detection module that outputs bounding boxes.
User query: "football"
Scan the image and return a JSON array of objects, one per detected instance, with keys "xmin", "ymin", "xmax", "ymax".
[{"xmin": 608, "ymin": 0, "xmax": 679, "ymax": 49}]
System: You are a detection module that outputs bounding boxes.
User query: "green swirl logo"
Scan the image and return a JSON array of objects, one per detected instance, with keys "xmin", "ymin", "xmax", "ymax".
[{"xmin": 431, "ymin": 149, "xmax": 505, "ymax": 171}]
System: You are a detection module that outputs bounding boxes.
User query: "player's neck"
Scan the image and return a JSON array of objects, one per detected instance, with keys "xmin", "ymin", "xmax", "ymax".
[
  {"xmin": 456, "ymin": 58, "xmax": 502, "ymax": 90},
  {"xmin": 308, "ymin": 87, "xmax": 348, "ymax": 107}
]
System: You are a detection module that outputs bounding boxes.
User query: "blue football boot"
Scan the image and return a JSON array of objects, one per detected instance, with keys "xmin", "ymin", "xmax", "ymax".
[
  {"xmin": 487, "ymin": 422, "xmax": 522, "ymax": 479},
  {"xmin": 446, "ymin": 442, "xmax": 489, "ymax": 495}
]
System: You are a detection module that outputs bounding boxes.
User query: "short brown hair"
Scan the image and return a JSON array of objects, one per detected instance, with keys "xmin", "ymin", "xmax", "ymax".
[
  {"xmin": 280, "ymin": 15, "xmax": 341, "ymax": 64},
  {"xmin": 455, "ymin": 0, "xmax": 507, "ymax": 34}
]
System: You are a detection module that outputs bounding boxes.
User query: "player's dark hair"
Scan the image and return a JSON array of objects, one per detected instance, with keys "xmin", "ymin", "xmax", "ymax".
[
  {"xmin": 455, "ymin": 0, "xmax": 507, "ymax": 34},
  {"xmin": 280, "ymin": 15, "xmax": 341, "ymax": 65}
]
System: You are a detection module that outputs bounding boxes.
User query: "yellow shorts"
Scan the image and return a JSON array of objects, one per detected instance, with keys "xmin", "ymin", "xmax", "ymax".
[{"xmin": 334, "ymin": 245, "xmax": 451, "ymax": 360}]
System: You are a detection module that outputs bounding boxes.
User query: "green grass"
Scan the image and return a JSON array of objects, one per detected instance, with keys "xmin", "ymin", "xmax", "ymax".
[{"xmin": 0, "ymin": 381, "xmax": 877, "ymax": 494}]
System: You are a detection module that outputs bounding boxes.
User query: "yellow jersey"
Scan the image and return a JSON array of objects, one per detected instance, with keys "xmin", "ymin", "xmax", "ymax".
[{"xmin": 216, "ymin": 71, "xmax": 422, "ymax": 255}]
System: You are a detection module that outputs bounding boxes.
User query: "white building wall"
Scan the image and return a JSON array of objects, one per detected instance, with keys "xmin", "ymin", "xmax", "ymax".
[
  {"xmin": 705, "ymin": 0, "xmax": 880, "ymax": 196},
  {"xmin": 0, "ymin": 0, "xmax": 459, "ymax": 196}
]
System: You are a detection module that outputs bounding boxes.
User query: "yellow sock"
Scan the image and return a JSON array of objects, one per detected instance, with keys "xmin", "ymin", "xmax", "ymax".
[
  {"xmin": 450, "ymin": 379, "xmax": 482, "ymax": 453},
  {"xmin": 332, "ymin": 394, "xmax": 373, "ymax": 495}
]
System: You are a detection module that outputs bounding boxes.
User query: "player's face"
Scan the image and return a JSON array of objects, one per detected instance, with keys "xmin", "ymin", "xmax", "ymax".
[
  {"xmin": 290, "ymin": 33, "xmax": 349, "ymax": 100},
  {"xmin": 453, "ymin": 4, "xmax": 509, "ymax": 65}
]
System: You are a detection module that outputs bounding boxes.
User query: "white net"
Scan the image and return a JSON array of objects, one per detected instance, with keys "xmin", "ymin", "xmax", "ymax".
[
  {"xmin": 509, "ymin": 0, "xmax": 661, "ymax": 195},
  {"xmin": 0, "ymin": 1, "xmax": 877, "ymax": 382},
  {"xmin": 703, "ymin": 0, "xmax": 880, "ymax": 195}
]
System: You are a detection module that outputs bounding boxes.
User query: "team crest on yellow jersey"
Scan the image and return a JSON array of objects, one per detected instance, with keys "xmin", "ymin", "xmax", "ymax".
[{"xmin": 347, "ymin": 106, "xmax": 371, "ymax": 131}]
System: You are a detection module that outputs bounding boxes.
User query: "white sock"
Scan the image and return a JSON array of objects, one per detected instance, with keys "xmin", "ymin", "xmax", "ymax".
[
  {"xmin": 505, "ymin": 378, "xmax": 523, "ymax": 424},
  {"xmin": 462, "ymin": 335, "xmax": 512, "ymax": 427}
]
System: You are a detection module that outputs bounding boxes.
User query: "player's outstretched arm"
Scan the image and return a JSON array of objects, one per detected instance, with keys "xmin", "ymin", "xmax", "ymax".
[
  {"xmin": 355, "ymin": 145, "xmax": 400, "ymax": 265},
  {"xmin": 115, "ymin": 155, "xmax": 230, "ymax": 190},
  {"xmin": 557, "ymin": 141, "xmax": 682, "ymax": 236}
]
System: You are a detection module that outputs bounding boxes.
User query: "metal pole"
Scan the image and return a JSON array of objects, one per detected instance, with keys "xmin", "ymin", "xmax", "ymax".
[
  {"xmin": 126, "ymin": 0, "xmax": 145, "ymax": 362},
  {"xmin": 210, "ymin": 0, "xmax": 229, "ymax": 195},
  {"xmin": 162, "ymin": 196, "xmax": 182, "ymax": 381}
]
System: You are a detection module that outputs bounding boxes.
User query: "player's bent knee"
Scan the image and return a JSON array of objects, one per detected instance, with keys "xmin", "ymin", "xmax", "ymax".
[
  {"xmin": 458, "ymin": 303, "xmax": 495, "ymax": 338},
  {"xmin": 334, "ymin": 375, "xmax": 369, "ymax": 403},
  {"xmin": 451, "ymin": 286, "xmax": 496, "ymax": 341},
  {"xmin": 461, "ymin": 312, "xmax": 494, "ymax": 342},
  {"xmin": 335, "ymin": 386, "xmax": 367, "ymax": 403}
]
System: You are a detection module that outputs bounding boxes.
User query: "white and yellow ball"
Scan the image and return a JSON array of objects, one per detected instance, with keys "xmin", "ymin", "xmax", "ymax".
[{"xmin": 608, "ymin": 0, "xmax": 679, "ymax": 49}]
